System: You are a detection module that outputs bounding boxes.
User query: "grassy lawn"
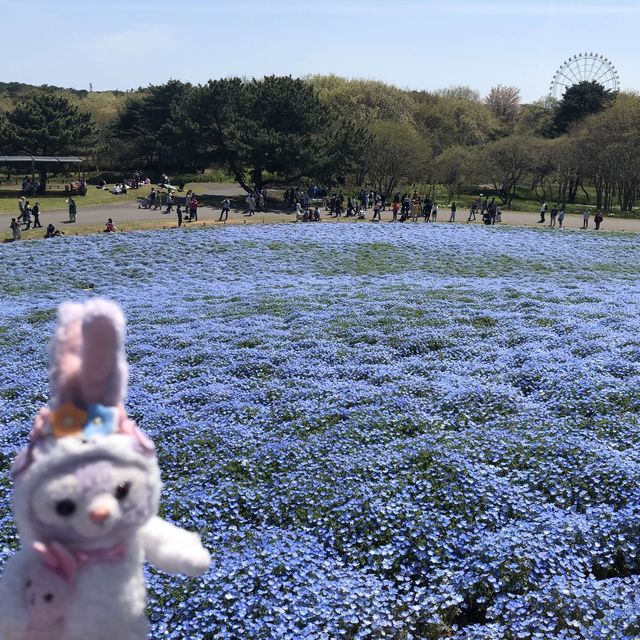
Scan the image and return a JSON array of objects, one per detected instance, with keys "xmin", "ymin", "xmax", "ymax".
[{"xmin": 0, "ymin": 183, "xmax": 154, "ymax": 214}]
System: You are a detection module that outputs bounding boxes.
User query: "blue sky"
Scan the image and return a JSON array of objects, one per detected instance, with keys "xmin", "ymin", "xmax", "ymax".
[{"xmin": 5, "ymin": 0, "xmax": 639, "ymax": 102}]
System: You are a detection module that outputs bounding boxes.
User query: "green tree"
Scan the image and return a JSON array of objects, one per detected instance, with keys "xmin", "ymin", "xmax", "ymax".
[
  {"xmin": 529, "ymin": 136, "xmax": 584, "ymax": 205},
  {"xmin": 514, "ymin": 99, "xmax": 556, "ymax": 138},
  {"xmin": 435, "ymin": 86, "xmax": 481, "ymax": 101},
  {"xmin": 111, "ymin": 80, "xmax": 189, "ymax": 169},
  {"xmin": 308, "ymin": 75, "xmax": 416, "ymax": 125},
  {"xmin": 482, "ymin": 135, "xmax": 535, "ymax": 207},
  {"xmin": 0, "ymin": 91, "xmax": 93, "ymax": 187},
  {"xmin": 554, "ymin": 81, "xmax": 614, "ymax": 134},
  {"xmin": 412, "ymin": 92, "xmax": 500, "ymax": 153},
  {"xmin": 172, "ymin": 76, "xmax": 366, "ymax": 191},
  {"xmin": 362, "ymin": 121, "xmax": 429, "ymax": 200},
  {"xmin": 434, "ymin": 146, "xmax": 475, "ymax": 200},
  {"xmin": 572, "ymin": 93, "xmax": 640, "ymax": 211}
]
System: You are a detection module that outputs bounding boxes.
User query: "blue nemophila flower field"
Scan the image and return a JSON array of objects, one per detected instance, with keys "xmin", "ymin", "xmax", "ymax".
[{"xmin": 1, "ymin": 223, "xmax": 640, "ymax": 639}]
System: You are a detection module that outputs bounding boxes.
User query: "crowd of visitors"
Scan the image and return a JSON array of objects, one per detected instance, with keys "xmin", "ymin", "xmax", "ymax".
[
  {"xmin": 16, "ymin": 197, "xmax": 43, "ymax": 230},
  {"xmin": 5, "ymin": 173, "xmax": 613, "ymax": 241},
  {"xmin": 97, "ymin": 170, "xmax": 153, "ymax": 194},
  {"xmin": 282, "ymin": 188, "xmax": 608, "ymax": 231},
  {"xmin": 244, "ymin": 189, "xmax": 267, "ymax": 215},
  {"xmin": 21, "ymin": 175, "xmax": 45, "ymax": 196}
]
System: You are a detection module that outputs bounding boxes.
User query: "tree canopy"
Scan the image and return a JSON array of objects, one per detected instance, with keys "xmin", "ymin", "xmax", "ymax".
[
  {"xmin": 0, "ymin": 91, "xmax": 94, "ymax": 185},
  {"xmin": 485, "ymin": 85, "xmax": 521, "ymax": 125},
  {"xmin": 5, "ymin": 75, "xmax": 638, "ymax": 213},
  {"xmin": 554, "ymin": 80, "xmax": 615, "ymax": 134},
  {"xmin": 0, "ymin": 91, "xmax": 93, "ymax": 157},
  {"xmin": 169, "ymin": 76, "xmax": 367, "ymax": 191},
  {"xmin": 111, "ymin": 80, "xmax": 190, "ymax": 167}
]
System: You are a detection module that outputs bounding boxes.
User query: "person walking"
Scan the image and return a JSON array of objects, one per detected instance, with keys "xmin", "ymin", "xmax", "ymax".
[
  {"xmin": 581, "ymin": 209, "xmax": 590, "ymax": 229},
  {"xmin": 346, "ymin": 196, "xmax": 354, "ymax": 217},
  {"xmin": 372, "ymin": 201, "xmax": 381, "ymax": 221},
  {"xmin": 449, "ymin": 202, "xmax": 456, "ymax": 222},
  {"xmin": 68, "ymin": 197, "xmax": 77, "ymax": 223},
  {"xmin": 219, "ymin": 197, "xmax": 230, "ymax": 222},
  {"xmin": 468, "ymin": 201, "xmax": 477, "ymax": 222},
  {"xmin": 489, "ymin": 202, "xmax": 497, "ymax": 225},
  {"xmin": 17, "ymin": 196, "xmax": 26, "ymax": 223},
  {"xmin": 550, "ymin": 204, "xmax": 558, "ymax": 227},
  {"xmin": 10, "ymin": 217, "xmax": 21, "ymax": 241},
  {"xmin": 165, "ymin": 192, "xmax": 174, "ymax": 214},
  {"xmin": 31, "ymin": 202, "xmax": 42, "ymax": 228},
  {"xmin": 422, "ymin": 200, "xmax": 430, "ymax": 222},
  {"xmin": 23, "ymin": 201, "xmax": 33, "ymax": 229},
  {"xmin": 538, "ymin": 201, "xmax": 547, "ymax": 224},
  {"xmin": 431, "ymin": 202, "xmax": 438, "ymax": 222},
  {"xmin": 594, "ymin": 210, "xmax": 604, "ymax": 230},
  {"xmin": 176, "ymin": 205, "xmax": 183, "ymax": 227},
  {"xmin": 391, "ymin": 200, "xmax": 400, "ymax": 222},
  {"xmin": 558, "ymin": 206, "xmax": 565, "ymax": 229}
]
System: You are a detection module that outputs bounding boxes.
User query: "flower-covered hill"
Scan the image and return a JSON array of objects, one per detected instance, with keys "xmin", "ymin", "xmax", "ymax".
[{"xmin": 1, "ymin": 224, "xmax": 640, "ymax": 639}]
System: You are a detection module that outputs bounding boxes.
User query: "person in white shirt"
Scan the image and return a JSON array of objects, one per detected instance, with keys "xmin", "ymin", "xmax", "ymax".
[
  {"xmin": 246, "ymin": 194, "xmax": 256, "ymax": 216},
  {"xmin": 219, "ymin": 198, "xmax": 231, "ymax": 222}
]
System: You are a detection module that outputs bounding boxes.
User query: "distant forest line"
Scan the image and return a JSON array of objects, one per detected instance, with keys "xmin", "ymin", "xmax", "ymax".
[{"xmin": 0, "ymin": 76, "xmax": 638, "ymax": 212}]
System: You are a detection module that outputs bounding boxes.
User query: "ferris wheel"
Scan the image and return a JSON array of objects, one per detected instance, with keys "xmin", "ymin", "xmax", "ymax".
[{"xmin": 549, "ymin": 53, "xmax": 620, "ymax": 99}]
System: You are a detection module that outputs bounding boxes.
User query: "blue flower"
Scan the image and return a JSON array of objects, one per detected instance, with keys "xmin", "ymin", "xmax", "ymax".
[
  {"xmin": 2, "ymin": 223, "xmax": 640, "ymax": 637},
  {"xmin": 84, "ymin": 404, "xmax": 118, "ymax": 437}
]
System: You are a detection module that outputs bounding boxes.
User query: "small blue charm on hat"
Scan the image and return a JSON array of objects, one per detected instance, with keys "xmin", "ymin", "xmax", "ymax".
[{"xmin": 84, "ymin": 404, "xmax": 118, "ymax": 438}]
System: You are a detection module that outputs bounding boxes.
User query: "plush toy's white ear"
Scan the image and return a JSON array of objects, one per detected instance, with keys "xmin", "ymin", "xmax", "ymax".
[
  {"xmin": 48, "ymin": 299, "xmax": 127, "ymax": 410},
  {"xmin": 80, "ymin": 299, "xmax": 128, "ymax": 408},
  {"xmin": 49, "ymin": 302, "xmax": 85, "ymax": 409}
]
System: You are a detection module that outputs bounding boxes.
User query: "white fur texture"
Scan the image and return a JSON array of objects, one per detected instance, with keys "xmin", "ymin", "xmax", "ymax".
[
  {"xmin": 0, "ymin": 299, "xmax": 211, "ymax": 640},
  {"xmin": 23, "ymin": 561, "xmax": 72, "ymax": 640},
  {"xmin": 141, "ymin": 517, "xmax": 212, "ymax": 577},
  {"xmin": 0, "ymin": 455, "xmax": 211, "ymax": 640}
]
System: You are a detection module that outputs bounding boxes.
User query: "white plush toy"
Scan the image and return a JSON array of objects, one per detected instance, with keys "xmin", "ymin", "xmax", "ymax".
[{"xmin": 0, "ymin": 299, "xmax": 211, "ymax": 640}]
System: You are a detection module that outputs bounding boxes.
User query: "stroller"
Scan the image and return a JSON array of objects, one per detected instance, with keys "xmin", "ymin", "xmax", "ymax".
[{"xmin": 138, "ymin": 196, "xmax": 155, "ymax": 209}]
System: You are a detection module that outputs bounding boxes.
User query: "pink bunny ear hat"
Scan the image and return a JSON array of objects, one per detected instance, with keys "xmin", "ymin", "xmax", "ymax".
[{"xmin": 11, "ymin": 298, "xmax": 160, "ymax": 546}]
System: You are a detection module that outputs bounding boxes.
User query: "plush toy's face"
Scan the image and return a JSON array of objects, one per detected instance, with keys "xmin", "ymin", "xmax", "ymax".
[{"xmin": 30, "ymin": 459, "xmax": 153, "ymax": 543}]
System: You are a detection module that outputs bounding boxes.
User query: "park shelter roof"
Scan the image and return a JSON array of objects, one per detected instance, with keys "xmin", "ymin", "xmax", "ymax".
[{"xmin": 0, "ymin": 155, "xmax": 84, "ymax": 163}]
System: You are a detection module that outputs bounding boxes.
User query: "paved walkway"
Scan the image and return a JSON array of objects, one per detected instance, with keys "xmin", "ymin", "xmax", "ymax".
[{"xmin": 3, "ymin": 183, "xmax": 640, "ymax": 237}]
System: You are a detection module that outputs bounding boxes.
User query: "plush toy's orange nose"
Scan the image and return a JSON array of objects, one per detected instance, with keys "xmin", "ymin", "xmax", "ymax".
[{"xmin": 89, "ymin": 506, "xmax": 111, "ymax": 524}]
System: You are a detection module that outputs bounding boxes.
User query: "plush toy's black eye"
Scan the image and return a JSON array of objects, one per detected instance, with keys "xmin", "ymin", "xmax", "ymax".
[
  {"xmin": 44, "ymin": 593, "xmax": 54, "ymax": 602},
  {"xmin": 115, "ymin": 481, "xmax": 131, "ymax": 501},
  {"xmin": 55, "ymin": 499, "xmax": 76, "ymax": 517}
]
